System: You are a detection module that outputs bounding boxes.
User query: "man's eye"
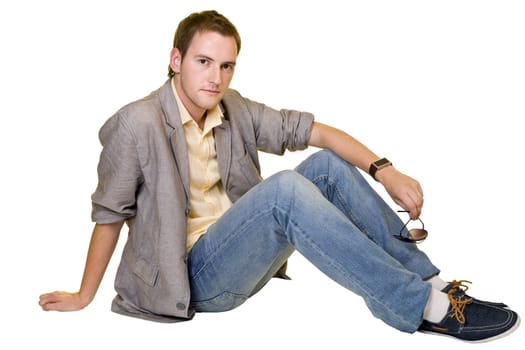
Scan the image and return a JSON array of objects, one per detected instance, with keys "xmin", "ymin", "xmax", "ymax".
[
  {"xmin": 222, "ymin": 64, "xmax": 234, "ymax": 71},
  {"xmin": 198, "ymin": 59, "xmax": 208, "ymax": 65}
]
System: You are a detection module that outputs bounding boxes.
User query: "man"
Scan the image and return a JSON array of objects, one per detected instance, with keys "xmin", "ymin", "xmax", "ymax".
[{"xmin": 39, "ymin": 10, "xmax": 519, "ymax": 342}]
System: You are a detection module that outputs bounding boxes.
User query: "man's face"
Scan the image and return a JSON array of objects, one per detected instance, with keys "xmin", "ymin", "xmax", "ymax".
[{"xmin": 170, "ymin": 31, "xmax": 237, "ymax": 119}]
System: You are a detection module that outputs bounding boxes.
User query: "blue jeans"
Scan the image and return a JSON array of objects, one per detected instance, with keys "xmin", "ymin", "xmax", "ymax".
[{"xmin": 187, "ymin": 150, "xmax": 438, "ymax": 333}]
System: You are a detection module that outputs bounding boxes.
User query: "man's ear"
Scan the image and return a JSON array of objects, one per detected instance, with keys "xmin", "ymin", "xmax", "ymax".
[{"xmin": 170, "ymin": 47, "xmax": 182, "ymax": 74}]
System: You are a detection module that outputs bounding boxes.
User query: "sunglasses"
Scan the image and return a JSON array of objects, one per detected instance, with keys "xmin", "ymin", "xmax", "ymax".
[{"xmin": 393, "ymin": 210, "xmax": 428, "ymax": 243}]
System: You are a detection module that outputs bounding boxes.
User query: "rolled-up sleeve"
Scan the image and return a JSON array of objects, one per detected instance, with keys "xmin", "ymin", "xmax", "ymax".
[
  {"xmin": 276, "ymin": 108, "xmax": 315, "ymax": 152},
  {"xmin": 246, "ymin": 98, "xmax": 314, "ymax": 154},
  {"xmin": 91, "ymin": 114, "xmax": 143, "ymax": 223}
]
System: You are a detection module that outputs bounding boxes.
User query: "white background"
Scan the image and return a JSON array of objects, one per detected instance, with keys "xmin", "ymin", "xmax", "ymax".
[{"xmin": 1, "ymin": 0, "xmax": 523, "ymax": 349}]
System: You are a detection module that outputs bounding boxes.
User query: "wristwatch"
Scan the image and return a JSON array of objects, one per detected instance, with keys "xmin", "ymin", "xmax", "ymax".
[{"xmin": 369, "ymin": 158, "xmax": 392, "ymax": 181}]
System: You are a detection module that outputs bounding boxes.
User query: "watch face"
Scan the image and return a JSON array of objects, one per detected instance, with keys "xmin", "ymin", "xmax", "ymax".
[{"xmin": 374, "ymin": 158, "xmax": 391, "ymax": 167}]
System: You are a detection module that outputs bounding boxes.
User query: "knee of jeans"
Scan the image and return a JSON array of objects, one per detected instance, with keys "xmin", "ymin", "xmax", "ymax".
[
  {"xmin": 323, "ymin": 149, "xmax": 365, "ymax": 180},
  {"xmin": 297, "ymin": 149, "xmax": 338, "ymax": 172},
  {"xmin": 320, "ymin": 149, "xmax": 353, "ymax": 170},
  {"xmin": 264, "ymin": 170, "xmax": 315, "ymax": 202},
  {"xmin": 299, "ymin": 150, "xmax": 362, "ymax": 180},
  {"xmin": 270, "ymin": 170, "xmax": 310, "ymax": 192}
]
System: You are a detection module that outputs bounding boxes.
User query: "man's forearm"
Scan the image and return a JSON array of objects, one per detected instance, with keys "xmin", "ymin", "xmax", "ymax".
[{"xmin": 78, "ymin": 221, "xmax": 123, "ymax": 304}]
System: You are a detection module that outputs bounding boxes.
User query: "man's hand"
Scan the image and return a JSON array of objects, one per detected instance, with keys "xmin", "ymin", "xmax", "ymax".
[
  {"xmin": 375, "ymin": 166, "xmax": 424, "ymax": 220},
  {"xmin": 39, "ymin": 291, "xmax": 89, "ymax": 312}
]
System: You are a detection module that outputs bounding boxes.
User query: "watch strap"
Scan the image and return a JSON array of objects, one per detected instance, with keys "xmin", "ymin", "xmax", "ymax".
[{"xmin": 369, "ymin": 158, "xmax": 392, "ymax": 181}]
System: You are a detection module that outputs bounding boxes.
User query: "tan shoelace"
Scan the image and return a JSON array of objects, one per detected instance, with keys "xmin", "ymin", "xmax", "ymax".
[
  {"xmin": 447, "ymin": 280, "xmax": 473, "ymax": 324},
  {"xmin": 449, "ymin": 279, "xmax": 472, "ymax": 292}
]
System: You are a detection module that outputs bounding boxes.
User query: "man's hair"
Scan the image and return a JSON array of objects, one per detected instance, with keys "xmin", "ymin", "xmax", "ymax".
[{"xmin": 168, "ymin": 10, "xmax": 241, "ymax": 78}]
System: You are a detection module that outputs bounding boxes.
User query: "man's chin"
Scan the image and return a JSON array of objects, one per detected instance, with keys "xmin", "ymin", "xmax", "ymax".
[{"xmin": 199, "ymin": 96, "xmax": 224, "ymax": 109}]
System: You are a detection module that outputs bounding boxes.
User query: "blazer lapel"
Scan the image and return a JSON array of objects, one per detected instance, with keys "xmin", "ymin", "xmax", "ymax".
[
  {"xmin": 158, "ymin": 80, "xmax": 191, "ymax": 207},
  {"xmin": 214, "ymin": 118, "xmax": 231, "ymax": 192},
  {"xmin": 169, "ymin": 127, "xmax": 190, "ymax": 204}
]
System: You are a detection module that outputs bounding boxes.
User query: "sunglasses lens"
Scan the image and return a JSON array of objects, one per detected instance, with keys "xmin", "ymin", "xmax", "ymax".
[
  {"xmin": 407, "ymin": 228, "xmax": 428, "ymax": 242},
  {"xmin": 395, "ymin": 211, "xmax": 428, "ymax": 243}
]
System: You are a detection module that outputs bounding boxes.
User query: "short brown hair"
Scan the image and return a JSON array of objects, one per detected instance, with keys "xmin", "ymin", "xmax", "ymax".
[{"xmin": 168, "ymin": 10, "xmax": 241, "ymax": 78}]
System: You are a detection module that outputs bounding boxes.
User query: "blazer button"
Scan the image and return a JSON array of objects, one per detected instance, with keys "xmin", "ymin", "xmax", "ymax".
[{"xmin": 176, "ymin": 302, "xmax": 186, "ymax": 310}]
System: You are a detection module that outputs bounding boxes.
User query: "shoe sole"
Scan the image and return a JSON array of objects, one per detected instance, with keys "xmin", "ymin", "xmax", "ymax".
[{"xmin": 419, "ymin": 314, "xmax": 521, "ymax": 343}]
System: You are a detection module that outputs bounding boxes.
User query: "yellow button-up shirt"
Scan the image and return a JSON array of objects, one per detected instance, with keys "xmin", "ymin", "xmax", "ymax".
[{"xmin": 171, "ymin": 80, "xmax": 232, "ymax": 251}]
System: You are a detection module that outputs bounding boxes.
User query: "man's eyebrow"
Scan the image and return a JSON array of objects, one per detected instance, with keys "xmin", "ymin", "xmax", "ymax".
[
  {"xmin": 195, "ymin": 54, "xmax": 214, "ymax": 61},
  {"xmin": 195, "ymin": 54, "xmax": 236, "ymax": 66}
]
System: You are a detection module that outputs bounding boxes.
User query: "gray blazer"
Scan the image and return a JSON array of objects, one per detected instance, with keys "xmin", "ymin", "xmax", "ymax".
[{"xmin": 91, "ymin": 79, "xmax": 314, "ymax": 322}]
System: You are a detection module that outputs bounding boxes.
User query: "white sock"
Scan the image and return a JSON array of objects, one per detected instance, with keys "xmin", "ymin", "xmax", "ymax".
[
  {"xmin": 423, "ymin": 289, "xmax": 450, "ymax": 323},
  {"xmin": 426, "ymin": 275, "xmax": 448, "ymax": 291}
]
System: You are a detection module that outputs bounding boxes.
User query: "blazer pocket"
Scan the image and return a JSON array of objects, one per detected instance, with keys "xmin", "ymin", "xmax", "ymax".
[{"xmin": 132, "ymin": 256, "xmax": 159, "ymax": 287}]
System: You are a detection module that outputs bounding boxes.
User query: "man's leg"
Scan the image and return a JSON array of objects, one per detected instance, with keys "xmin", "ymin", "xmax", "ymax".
[
  {"xmin": 188, "ymin": 168, "xmax": 431, "ymax": 333},
  {"xmin": 295, "ymin": 149, "xmax": 439, "ymax": 279}
]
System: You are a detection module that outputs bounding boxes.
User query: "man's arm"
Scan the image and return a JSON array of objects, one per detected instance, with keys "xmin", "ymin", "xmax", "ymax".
[
  {"xmin": 308, "ymin": 122, "xmax": 424, "ymax": 219},
  {"xmin": 39, "ymin": 221, "xmax": 123, "ymax": 311}
]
